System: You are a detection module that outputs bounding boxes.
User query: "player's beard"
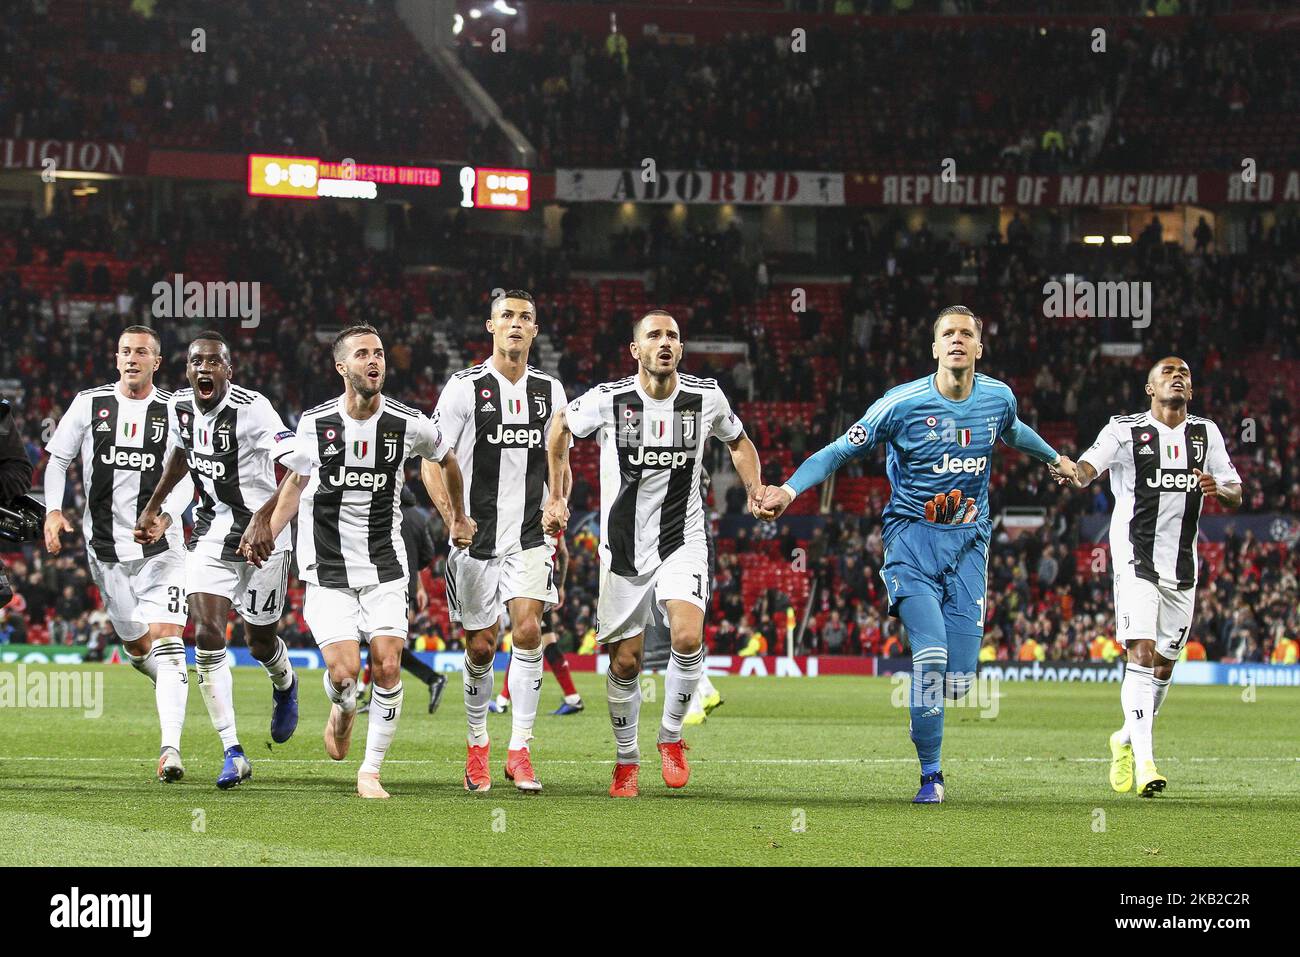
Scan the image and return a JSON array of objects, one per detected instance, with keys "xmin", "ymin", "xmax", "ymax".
[
  {"xmin": 347, "ymin": 368, "xmax": 385, "ymax": 400},
  {"xmin": 641, "ymin": 348, "xmax": 679, "ymax": 385}
]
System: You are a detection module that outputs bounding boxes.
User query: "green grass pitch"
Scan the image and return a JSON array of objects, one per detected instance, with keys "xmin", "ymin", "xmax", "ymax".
[{"xmin": 1, "ymin": 664, "xmax": 1296, "ymax": 866}]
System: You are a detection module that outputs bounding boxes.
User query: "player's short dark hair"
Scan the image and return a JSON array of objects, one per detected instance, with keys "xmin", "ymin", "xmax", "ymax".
[
  {"xmin": 492, "ymin": 289, "xmax": 536, "ymax": 317},
  {"xmin": 119, "ymin": 325, "xmax": 162, "ymax": 354},
  {"xmin": 333, "ymin": 324, "xmax": 381, "ymax": 362},
  {"xmin": 634, "ymin": 309, "xmax": 676, "ymax": 339},
  {"xmin": 191, "ymin": 330, "xmax": 229, "ymax": 352},
  {"xmin": 932, "ymin": 305, "xmax": 982, "ymax": 340}
]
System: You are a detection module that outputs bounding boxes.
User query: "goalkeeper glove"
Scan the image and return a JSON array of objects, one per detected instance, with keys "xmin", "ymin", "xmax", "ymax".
[{"xmin": 925, "ymin": 488, "xmax": 978, "ymax": 525}]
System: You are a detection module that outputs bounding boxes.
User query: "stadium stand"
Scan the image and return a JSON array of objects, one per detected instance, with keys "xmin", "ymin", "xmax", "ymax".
[{"xmin": 1, "ymin": 2, "xmax": 1297, "ymax": 666}]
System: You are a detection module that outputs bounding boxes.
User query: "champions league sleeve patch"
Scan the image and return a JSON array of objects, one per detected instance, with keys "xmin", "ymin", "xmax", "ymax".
[
  {"xmin": 847, "ymin": 424, "xmax": 868, "ymax": 446},
  {"xmin": 274, "ymin": 430, "xmax": 295, "ymax": 443}
]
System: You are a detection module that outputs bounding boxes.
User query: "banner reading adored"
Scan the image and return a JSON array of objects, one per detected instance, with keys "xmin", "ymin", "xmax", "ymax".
[{"xmin": 556, "ymin": 168, "xmax": 845, "ymax": 205}]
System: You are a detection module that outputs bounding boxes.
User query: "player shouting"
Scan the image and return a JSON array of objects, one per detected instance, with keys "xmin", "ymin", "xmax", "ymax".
[
  {"xmin": 544, "ymin": 310, "xmax": 769, "ymax": 798},
  {"xmin": 760, "ymin": 306, "xmax": 1076, "ymax": 804},
  {"xmin": 1063, "ymin": 357, "xmax": 1241, "ymax": 797},
  {"xmin": 241, "ymin": 325, "xmax": 474, "ymax": 799},
  {"xmin": 136, "ymin": 331, "xmax": 300, "ymax": 789}
]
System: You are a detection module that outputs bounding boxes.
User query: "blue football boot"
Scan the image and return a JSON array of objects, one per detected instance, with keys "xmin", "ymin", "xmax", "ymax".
[
  {"xmin": 270, "ymin": 675, "xmax": 299, "ymax": 743},
  {"xmin": 216, "ymin": 746, "xmax": 252, "ymax": 790},
  {"xmin": 912, "ymin": 771, "xmax": 945, "ymax": 804}
]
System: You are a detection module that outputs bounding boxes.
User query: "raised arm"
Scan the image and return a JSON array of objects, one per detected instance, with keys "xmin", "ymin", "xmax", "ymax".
[
  {"xmin": 42, "ymin": 396, "xmax": 89, "ymax": 555},
  {"xmin": 436, "ymin": 449, "xmax": 475, "ymax": 548},
  {"xmin": 420, "ymin": 458, "xmax": 455, "ymax": 528},
  {"xmin": 1195, "ymin": 472, "xmax": 1242, "ymax": 508},
  {"xmin": 760, "ymin": 421, "xmax": 875, "ymax": 520},
  {"xmin": 239, "ymin": 470, "xmax": 306, "ymax": 567},
  {"xmin": 134, "ymin": 447, "xmax": 191, "ymax": 543},
  {"xmin": 724, "ymin": 431, "xmax": 771, "ymax": 519}
]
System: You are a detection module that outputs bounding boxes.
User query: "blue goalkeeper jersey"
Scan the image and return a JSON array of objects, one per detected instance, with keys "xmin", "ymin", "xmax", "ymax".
[{"xmin": 786, "ymin": 373, "xmax": 1058, "ymax": 542}]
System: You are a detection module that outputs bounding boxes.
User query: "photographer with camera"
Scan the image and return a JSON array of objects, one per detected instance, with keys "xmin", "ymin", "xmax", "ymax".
[{"xmin": 0, "ymin": 397, "xmax": 37, "ymax": 608}]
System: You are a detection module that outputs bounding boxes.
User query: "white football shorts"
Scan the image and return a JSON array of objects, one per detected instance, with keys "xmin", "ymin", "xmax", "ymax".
[
  {"xmin": 596, "ymin": 542, "xmax": 709, "ymax": 645},
  {"xmin": 87, "ymin": 548, "xmax": 188, "ymax": 642}
]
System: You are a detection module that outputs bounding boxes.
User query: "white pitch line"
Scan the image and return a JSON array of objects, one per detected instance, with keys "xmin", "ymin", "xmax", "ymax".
[{"xmin": 1, "ymin": 755, "xmax": 1296, "ymax": 766}]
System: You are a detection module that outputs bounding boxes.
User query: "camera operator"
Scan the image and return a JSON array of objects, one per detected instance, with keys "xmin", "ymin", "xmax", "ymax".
[{"xmin": 0, "ymin": 398, "xmax": 36, "ymax": 607}]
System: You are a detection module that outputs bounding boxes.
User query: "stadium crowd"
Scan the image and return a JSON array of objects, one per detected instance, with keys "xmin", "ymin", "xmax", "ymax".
[
  {"xmin": 463, "ymin": 22, "xmax": 1121, "ymax": 173},
  {"xmin": 6, "ymin": 0, "xmax": 1297, "ymax": 176},
  {"xmin": 3, "ymin": 189, "xmax": 1298, "ymax": 664}
]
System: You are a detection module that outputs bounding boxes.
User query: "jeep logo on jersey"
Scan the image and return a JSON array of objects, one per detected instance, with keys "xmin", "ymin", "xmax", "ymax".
[
  {"xmin": 931, "ymin": 452, "xmax": 988, "ymax": 475},
  {"xmin": 187, "ymin": 451, "xmax": 227, "ymax": 479},
  {"xmin": 324, "ymin": 466, "xmax": 388, "ymax": 491},
  {"xmin": 486, "ymin": 424, "xmax": 544, "ymax": 448},
  {"xmin": 628, "ymin": 447, "xmax": 690, "ymax": 469},
  {"xmin": 1145, "ymin": 470, "xmax": 1200, "ymax": 492},
  {"xmin": 100, "ymin": 447, "xmax": 158, "ymax": 471}
]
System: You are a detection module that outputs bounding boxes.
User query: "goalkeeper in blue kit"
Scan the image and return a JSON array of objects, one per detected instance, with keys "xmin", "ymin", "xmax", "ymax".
[{"xmin": 760, "ymin": 307, "xmax": 1077, "ymax": 802}]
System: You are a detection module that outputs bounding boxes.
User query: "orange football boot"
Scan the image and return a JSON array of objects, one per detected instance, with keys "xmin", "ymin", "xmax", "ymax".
[{"xmin": 464, "ymin": 742, "xmax": 491, "ymax": 792}]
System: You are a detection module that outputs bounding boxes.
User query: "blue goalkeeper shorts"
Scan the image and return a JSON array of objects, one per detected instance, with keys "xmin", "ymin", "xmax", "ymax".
[{"xmin": 880, "ymin": 519, "xmax": 989, "ymax": 634}]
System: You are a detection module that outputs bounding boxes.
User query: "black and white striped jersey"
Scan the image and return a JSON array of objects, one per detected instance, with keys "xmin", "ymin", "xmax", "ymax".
[
  {"xmin": 1079, "ymin": 411, "xmax": 1240, "ymax": 589},
  {"xmin": 169, "ymin": 384, "xmax": 296, "ymax": 562},
  {"xmin": 434, "ymin": 361, "xmax": 568, "ymax": 560},
  {"xmin": 43, "ymin": 383, "xmax": 194, "ymax": 563},
  {"xmin": 566, "ymin": 373, "xmax": 743, "ymax": 577},
  {"xmin": 281, "ymin": 394, "xmax": 449, "ymax": 589}
]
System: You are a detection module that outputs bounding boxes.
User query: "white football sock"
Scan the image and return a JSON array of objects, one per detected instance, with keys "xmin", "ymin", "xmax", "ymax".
[
  {"xmin": 508, "ymin": 645, "xmax": 544, "ymax": 751},
  {"xmin": 258, "ymin": 638, "xmax": 295, "ymax": 692},
  {"xmin": 124, "ymin": 646, "xmax": 158, "ymax": 686},
  {"xmin": 1152, "ymin": 674, "xmax": 1171, "ymax": 717},
  {"xmin": 463, "ymin": 653, "xmax": 493, "ymax": 747},
  {"xmin": 659, "ymin": 646, "xmax": 704, "ymax": 743},
  {"xmin": 195, "ymin": 648, "xmax": 239, "ymax": 750},
  {"xmin": 1121, "ymin": 661, "xmax": 1156, "ymax": 767},
  {"xmin": 324, "ymin": 670, "xmax": 358, "ymax": 713},
  {"xmin": 151, "ymin": 636, "xmax": 189, "ymax": 752},
  {"xmin": 359, "ymin": 681, "xmax": 403, "ymax": 774},
  {"xmin": 607, "ymin": 670, "xmax": 641, "ymax": 764}
]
